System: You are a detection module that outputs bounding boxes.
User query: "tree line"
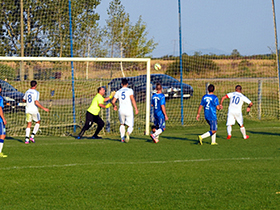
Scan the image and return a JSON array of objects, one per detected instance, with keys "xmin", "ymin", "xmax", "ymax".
[
  {"xmin": 159, "ymin": 49, "xmax": 279, "ymax": 60},
  {"xmin": 0, "ymin": 0, "xmax": 157, "ymax": 58}
]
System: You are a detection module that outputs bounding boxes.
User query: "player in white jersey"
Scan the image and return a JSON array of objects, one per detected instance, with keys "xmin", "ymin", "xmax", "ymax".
[
  {"xmin": 23, "ymin": 80, "xmax": 49, "ymax": 144},
  {"xmin": 112, "ymin": 78, "xmax": 138, "ymax": 143},
  {"xmin": 220, "ymin": 85, "xmax": 253, "ymax": 140}
]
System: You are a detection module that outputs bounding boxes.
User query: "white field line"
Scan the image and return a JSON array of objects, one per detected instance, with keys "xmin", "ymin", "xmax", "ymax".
[
  {"xmin": 0, "ymin": 157, "xmax": 276, "ymax": 171},
  {"xmin": 5, "ymin": 141, "xmax": 107, "ymax": 147}
]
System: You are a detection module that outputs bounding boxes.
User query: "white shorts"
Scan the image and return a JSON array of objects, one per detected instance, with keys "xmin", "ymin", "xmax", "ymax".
[
  {"xmin": 119, "ymin": 111, "xmax": 134, "ymax": 127},
  {"xmin": 26, "ymin": 112, "xmax": 41, "ymax": 123},
  {"xmin": 226, "ymin": 112, "xmax": 243, "ymax": 126}
]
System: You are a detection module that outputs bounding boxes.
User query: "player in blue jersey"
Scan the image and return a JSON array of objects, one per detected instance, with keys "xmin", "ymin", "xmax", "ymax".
[
  {"xmin": 150, "ymin": 83, "xmax": 168, "ymax": 143},
  {"xmin": 0, "ymin": 84, "xmax": 7, "ymax": 157},
  {"xmin": 196, "ymin": 84, "xmax": 220, "ymax": 145}
]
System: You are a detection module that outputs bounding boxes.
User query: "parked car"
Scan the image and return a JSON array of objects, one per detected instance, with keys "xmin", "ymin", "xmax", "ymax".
[
  {"xmin": 108, "ymin": 74, "xmax": 194, "ymax": 102},
  {"xmin": 0, "ymin": 80, "xmax": 26, "ymax": 112}
]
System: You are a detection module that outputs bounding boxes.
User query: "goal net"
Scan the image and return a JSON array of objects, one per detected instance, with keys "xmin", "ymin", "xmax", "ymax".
[
  {"xmin": 0, "ymin": 57, "xmax": 151, "ymax": 137},
  {"xmin": 0, "ymin": 56, "xmax": 279, "ymax": 137}
]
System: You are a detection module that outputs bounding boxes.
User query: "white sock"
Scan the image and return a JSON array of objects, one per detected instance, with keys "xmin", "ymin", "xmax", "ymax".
[
  {"xmin": 0, "ymin": 142, "xmax": 3, "ymax": 153},
  {"xmin": 211, "ymin": 133, "xmax": 216, "ymax": 143},
  {"xmin": 127, "ymin": 126, "xmax": 133, "ymax": 135},
  {"xmin": 154, "ymin": 128, "xmax": 163, "ymax": 137},
  {"xmin": 201, "ymin": 131, "xmax": 211, "ymax": 139},
  {"xmin": 240, "ymin": 127, "xmax": 246, "ymax": 138},
  {"xmin": 26, "ymin": 128, "xmax": 31, "ymax": 138},
  {"xmin": 227, "ymin": 125, "xmax": 232, "ymax": 136},
  {"xmin": 32, "ymin": 123, "xmax": 40, "ymax": 136},
  {"xmin": 120, "ymin": 125, "xmax": 125, "ymax": 138}
]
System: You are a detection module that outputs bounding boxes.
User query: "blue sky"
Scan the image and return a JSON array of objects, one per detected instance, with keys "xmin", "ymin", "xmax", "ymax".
[{"xmin": 95, "ymin": 0, "xmax": 280, "ymax": 57}]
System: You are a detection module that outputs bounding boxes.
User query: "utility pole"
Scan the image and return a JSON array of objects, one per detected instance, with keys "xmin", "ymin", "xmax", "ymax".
[
  {"xmin": 271, "ymin": 0, "xmax": 280, "ymax": 119},
  {"xmin": 20, "ymin": 0, "xmax": 24, "ymax": 81}
]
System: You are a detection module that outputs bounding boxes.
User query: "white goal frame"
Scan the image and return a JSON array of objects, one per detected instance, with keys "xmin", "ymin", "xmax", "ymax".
[{"xmin": 0, "ymin": 56, "xmax": 151, "ymax": 135}]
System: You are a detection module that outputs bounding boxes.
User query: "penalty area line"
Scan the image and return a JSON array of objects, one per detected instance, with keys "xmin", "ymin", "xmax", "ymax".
[
  {"xmin": 0, "ymin": 157, "xmax": 276, "ymax": 171},
  {"xmin": 5, "ymin": 141, "xmax": 107, "ymax": 147}
]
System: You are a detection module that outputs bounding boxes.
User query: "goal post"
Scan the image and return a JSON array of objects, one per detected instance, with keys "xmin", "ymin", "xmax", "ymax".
[{"xmin": 0, "ymin": 56, "xmax": 151, "ymax": 136}]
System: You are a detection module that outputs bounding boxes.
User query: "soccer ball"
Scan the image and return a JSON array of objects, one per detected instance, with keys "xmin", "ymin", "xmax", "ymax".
[{"xmin": 154, "ymin": 63, "xmax": 161, "ymax": 71}]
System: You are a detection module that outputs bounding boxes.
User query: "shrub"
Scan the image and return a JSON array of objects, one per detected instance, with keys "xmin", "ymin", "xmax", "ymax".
[
  {"xmin": 165, "ymin": 55, "xmax": 219, "ymax": 77},
  {"xmin": 0, "ymin": 64, "xmax": 16, "ymax": 80}
]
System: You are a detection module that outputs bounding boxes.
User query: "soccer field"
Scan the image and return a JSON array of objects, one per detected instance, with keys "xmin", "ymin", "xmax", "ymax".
[{"xmin": 1, "ymin": 120, "xmax": 280, "ymax": 209}]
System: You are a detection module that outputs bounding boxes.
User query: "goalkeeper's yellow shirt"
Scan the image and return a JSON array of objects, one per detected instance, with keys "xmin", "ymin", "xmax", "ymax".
[{"xmin": 87, "ymin": 93, "xmax": 104, "ymax": 115}]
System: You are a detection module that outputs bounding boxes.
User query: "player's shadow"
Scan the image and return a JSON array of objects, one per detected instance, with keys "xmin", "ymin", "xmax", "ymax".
[
  {"xmin": 6, "ymin": 136, "xmax": 25, "ymax": 143},
  {"xmin": 102, "ymin": 137, "xmax": 122, "ymax": 142},
  {"xmin": 164, "ymin": 135, "xmax": 198, "ymax": 144},
  {"xmin": 176, "ymin": 133, "xmax": 224, "ymax": 145},
  {"xmin": 248, "ymin": 130, "xmax": 280, "ymax": 136},
  {"xmin": 126, "ymin": 135, "xmax": 202, "ymax": 144},
  {"xmin": 75, "ymin": 136, "xmax": 122, "ymax": 142}
]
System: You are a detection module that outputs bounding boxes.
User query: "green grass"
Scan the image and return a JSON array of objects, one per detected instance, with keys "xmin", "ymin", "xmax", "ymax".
[{"xmin": 1, "ymin": 120, "xmax": 280, "ymax": 209}]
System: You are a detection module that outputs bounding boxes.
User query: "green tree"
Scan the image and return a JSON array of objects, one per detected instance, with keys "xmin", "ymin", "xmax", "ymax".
[
  {"xmin": 73, "ymin": 3, "xmax": 106, "ymax": 57},
  {"xmin": 81, "ymin": 25, "xmax": 107, "ymax": 57},
  {"xmin": 231, "ymin": 49, "xmax": 241, "ymax": 57},
  {"xmin": 123, "ymin": 16, "xmax": 157, "ymax": 58},
  {"xmin": 103, "ymin": 0, "xmax": 128, "ymax": 57},
  {"xmin": 104, "ymin": 0, "xmax": 157, "ymax": 58},
  {"xmin": 0, "ymin": 0, "xmax": 101, "ymax": 57}
]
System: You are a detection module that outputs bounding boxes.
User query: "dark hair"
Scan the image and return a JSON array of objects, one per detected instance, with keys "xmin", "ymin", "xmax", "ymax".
[
  {"xmin": 122, "ymin": 78, "xmax": 128, "ymax": 85},
  {"xmin": 208, "ymin": 84, "xmax": 215, "ymax": 93},
  {"xmin": 156, "ymin": 83, "xmax": 162, "ymax": 90},
  {"xmin": 97, "ymin": 87, "xmax": 103, "ymax": 93},
  {"xmin": 235, "ymin": 85, "xmax": 242, "ymax": 91},
  {"xmin": 0, "ymin": 84, "xmax": 2, "ymax": 88},
  {"xmin": 30, "ymin": 80, "xmax": 37, "ymax": 87}
]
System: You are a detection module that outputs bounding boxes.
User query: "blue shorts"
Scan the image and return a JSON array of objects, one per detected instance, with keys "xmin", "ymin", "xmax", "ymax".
[
  {"xmin": 206, "ymin": 119, "xmax": 217, "ymax": 131},
  {"xmin": 154, "ymin": 117, "xmax": 166, "ymax": 130},
  {"xmin": 0, "ymin": 122, "xmax": 6, "ymax": 135}
]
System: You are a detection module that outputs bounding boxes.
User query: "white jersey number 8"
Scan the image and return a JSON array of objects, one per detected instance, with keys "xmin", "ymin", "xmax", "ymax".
[{"xmin": 28, "ymin": 94, "xmax": 33, "ymax": 103}]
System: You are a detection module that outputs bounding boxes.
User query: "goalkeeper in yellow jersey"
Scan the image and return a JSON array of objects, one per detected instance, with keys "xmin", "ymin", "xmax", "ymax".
[{"xmin": 76, "ymin": 87, "xmax": 115, "ymax": 139}]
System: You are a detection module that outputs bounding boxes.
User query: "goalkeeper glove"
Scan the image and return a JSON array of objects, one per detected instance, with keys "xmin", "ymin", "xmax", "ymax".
[
  {"xmin": 105, "ymin": 103, "xmax": 112, "ymax": 108},
  {"xmin": 109, "ymin": 91, "xmax": 116, "ymax": 99}
]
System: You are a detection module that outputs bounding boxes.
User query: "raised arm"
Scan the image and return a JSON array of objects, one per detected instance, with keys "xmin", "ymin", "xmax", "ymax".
[
  {"xmin": 104, "ymin": 91, "xmax": 116, "ymax": 102},
  {"xmin": 247, "ymin": 102, "xmax": 253, "ymax": 112},
  {"xmin": 220, "ymin": 95, "xmax": 228, "ymax": 109}
]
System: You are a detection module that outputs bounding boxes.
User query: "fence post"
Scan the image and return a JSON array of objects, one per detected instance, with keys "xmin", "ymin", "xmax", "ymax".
[
  {"xmin": 258, "ymin": 80, "xmax": 262, "ymax": 120},
  {"xmin": 206, "ymin": 82, "xmax": 209, "ymax": 94}
]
